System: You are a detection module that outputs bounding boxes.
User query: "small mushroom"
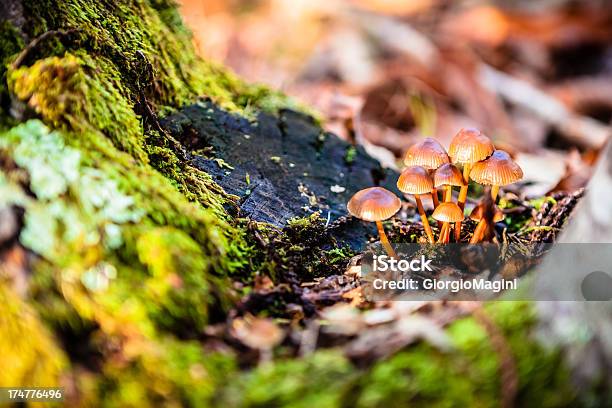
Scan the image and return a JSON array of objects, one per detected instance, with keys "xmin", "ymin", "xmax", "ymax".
[
  {"xmin": 434, "ymin": 163, "xmax": 466, "ymax": 203},
  {"xmin": 448, "ymin": 128, "xmax": 495, "ymax": 241},
  {"xmin": 469, "ymin": 150, "xmax": 523, "ymax": 201},
  {"xmin": 404, "ymin": 137, "xmax": 450, "ymax": 209},
  {"xmin": 434, "ymin": 164, "xmax": 465, "ymax": 242},
  {"xmin": 469, "ymin": 203, "xmax": 505, "ymax": 243},
  {"xmin": 432, "ymin": 202, "xmax": 464, "ymax": 243},
  {"xmin": 397, "ymin": 166, "xmax": 435, "ymax": 244},
  {"xmin": 347, "ymin": 187, "xmax": 401, "ymax": 258}
]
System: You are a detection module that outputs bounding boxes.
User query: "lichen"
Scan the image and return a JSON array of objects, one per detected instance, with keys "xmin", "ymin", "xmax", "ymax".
[
  {"xmin": 0, "ymin": 121, "xmax": 142, "ymax": 262},
  {"xmin": 0, "ymin": 120, "xmax": 247, "ymax": 400}
]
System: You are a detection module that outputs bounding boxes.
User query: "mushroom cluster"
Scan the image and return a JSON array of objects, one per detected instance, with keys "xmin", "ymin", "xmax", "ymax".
[{"xmin": 347, "ymin": 129, "xmax": 523, "ymax": 255}]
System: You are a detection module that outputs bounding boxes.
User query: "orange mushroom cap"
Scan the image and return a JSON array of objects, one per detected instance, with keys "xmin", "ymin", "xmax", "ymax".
[
  {"xmin": 403, "ymin": 137, "xmax": 450, "ymax": 169},
  {"xmin": 432, "ymin": 202, "xmax": 464, "ymax": 223},
  {"xmin": 448, "ymin": 128, "xmax": 495, "ymax": 164},
  {"xmin": 434, "ymin": 163, "xmax": 466, "ymax": 188},
  {"xmin": 470, "ymin": 150, "xmax": 523, "ymax": 186},
  {"xmin": 347, "ymin": 187, "xmax": 401, "ymax": 222},
  {"xmin": 397, "ymin": 165, "xmax": 434, "ymax": 195},
  {"xmin": 469, "ymin": 203, "xmax": 505, "ymax": 223}
]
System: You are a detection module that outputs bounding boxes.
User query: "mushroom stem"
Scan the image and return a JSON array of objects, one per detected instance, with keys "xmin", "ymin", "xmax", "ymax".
[
  {"xmin": 462, "ymin": 163, "xmax": 472, "ymax": 184},
  {"xmin": 415, "ymin": 195, "xmax": 435, "ymax": 244},
  {"xmin": 438, "ymin": 222, "xmax": 452, "ymax": 243},
  {"xmin": 431, "ymin": 188, "xmax": 442, "ymax": 228},
  {"xmin": 437, "ymin": 223, "xmax": 449, "ymax": 243},
  {"xmin": 431, "ymin": 188, "xmax": 440, "ymax": 208},
  {"xmin": 445, "ymin": 185, "xmax": 452, "ymax": 202},
  {"xmin": 491, "ymin": 185, "xmax": 500, "ymax": 201},
  {"xmin": 376, "ymin": 220, "xmax": 397, "ymax": 259},
  {"xmin": 470, "ymin": 220, "xmax": 487, "ymax": 243},
  {"xmin": 455, "ymin": 163, "xmax": 472, "ymax": 241}
]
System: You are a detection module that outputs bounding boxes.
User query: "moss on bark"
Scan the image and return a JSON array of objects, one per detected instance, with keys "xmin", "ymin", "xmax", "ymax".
[{"xmin": 0, "ymin": 0, "xmax": 265, "ymax": 396}]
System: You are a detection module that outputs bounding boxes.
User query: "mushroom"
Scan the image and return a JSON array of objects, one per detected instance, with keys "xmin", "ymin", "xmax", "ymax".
[
  {"xmin": 448, "ymin": 128, "xmax": 495, "ymax": 241},
  {"xmin": 347, "ymin": 187, "xmax": 401, "ymax": 258},
  {"xmin": 432, "ymin": 202, "xmax": 464, "ymax": 243},
  {"xmin": 469, "ymin": 203, "xmax": 505, "ymax": 243},
  {"xmin": 397, "ymin": 166, "xmax": 435, "ymax": 244},
  {"xmin": 434, "ymin": 163, "xmax": 466, "ymax": 203},
  {"xmin": 403, "ymin": 137, "xmax": 450, "ymax": 209},
  {"xmin": 433, "ymin": 164, "xmax": 465, "ymax": 241},
  {"xmin": 469, "ymin": 150, "xmax": 523, "ymax": 202}
]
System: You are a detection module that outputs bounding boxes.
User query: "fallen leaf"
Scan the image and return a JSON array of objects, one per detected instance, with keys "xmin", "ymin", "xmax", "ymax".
[
  {"xmin": 548, "ymin": 149, "xmax": 594, "ymax": 193},
  {"xmin": 231, "ymin": 314, "xmax": 284, "ymax": 350},
  {"xmin": 320, "ymin": 303, "xmax": 364, "ymax": 335},
  {"xmin": 514, "ymin": 150, "xmax": 567, "ymax": 196}
]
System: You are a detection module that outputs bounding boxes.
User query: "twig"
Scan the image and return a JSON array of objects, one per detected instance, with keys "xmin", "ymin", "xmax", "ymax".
[{"xmin": 479, "ymin": 64, "xmax": 610, "ymax": 149}]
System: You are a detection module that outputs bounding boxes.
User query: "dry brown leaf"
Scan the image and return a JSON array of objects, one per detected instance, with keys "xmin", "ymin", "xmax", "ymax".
[
  {"xmin": 349, "ymin": 0, "xmax": 435, "ymax": 16},
  {"xmin": 320, "ymin": 303, "xmax": 364, "ymax": 335},
  {"xmin": 345, "ymin": 315, "xmax": 450, "ymax": 360},
  {"xmin": 514, "ymin": 151, "xmax": 567, "ymax": 197},
  {"xmin": 548, "ymin": 149, "xmax": 595, "ymax": 193},
  {"xmin": 441, "ymin": 6, "xmax": 510, "ymax": 47},
  {"xmin": 231, "ymin": 314, "xmax": 284, "ymax": 350}
]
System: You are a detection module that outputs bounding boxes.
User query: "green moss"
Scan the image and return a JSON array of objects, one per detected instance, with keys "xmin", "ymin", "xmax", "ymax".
[
  {"xmin": 0, "ymin": 119, "xmax": 246, "ymax": 364},
  {"xmin": 214, "ymin": 302, "xmax": 578, "ymax": 408},
  {"xmin": 528, "ymin": 196, "xmax": 557, "ymax": 211},
  {"xmin": 252, "ymin": 214, "xmax": 354, "ymax": 284},
  {"xmin": 0, "ymin": 20, "xmax": 24, "ymax": 66},
  {"xmin": 0, "ymin": 282, "xmax": 67, "ymax": 388},
  {"xmin": 136, "ymin": 227, "xmax": 224, "ymax": 332},
  {"xmin": 9, "ymin": 54, "xmax": 149, "ymax": 163},
  {"xmin": 10, "ymin": 0, "xmax": 297, "ymax": 115},
  {"xmin": 2, "ymin": 0, "xmax": 305, "ymax": 240},
  {"xmin": 218, "ymin": 351, "xmax": 355, "ymax": 407},
  {"xmin": 94, "ymin": 337, "xmax": 236, "ymax": 407},
  {"xmin": 359, "ymin": 302, "xmax": 576, "ymax": 408},
  {"xmin": 485, "ymin": 303, "xmax": 576, "ymax": 407},
  {"xmin": 344, "ymin": 145, "xmax": 357, "ymax": 165},
  {"xmin": 0, "ymin": 20, "xmax": 25, "ymax": 122}
]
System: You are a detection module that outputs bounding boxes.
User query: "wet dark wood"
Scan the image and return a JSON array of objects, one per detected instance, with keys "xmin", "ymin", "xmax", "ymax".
[{"xmin": 161, "ymin": 101, "xmax": 402, "ymax": 249}]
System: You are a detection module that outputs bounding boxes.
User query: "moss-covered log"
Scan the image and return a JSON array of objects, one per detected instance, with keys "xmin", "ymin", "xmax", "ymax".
[{"xmin": 0, "ymin": 1, "xmax": 608, "ymax": 406}]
